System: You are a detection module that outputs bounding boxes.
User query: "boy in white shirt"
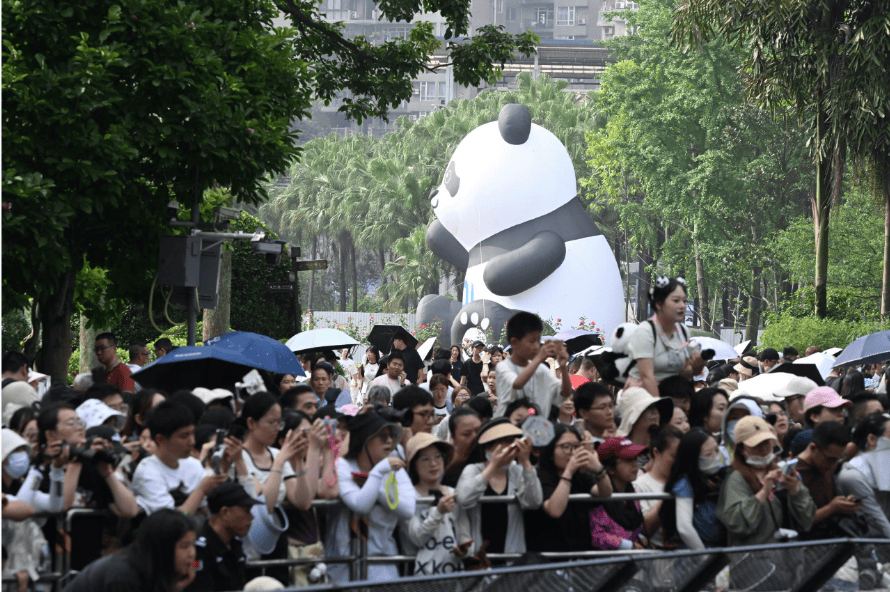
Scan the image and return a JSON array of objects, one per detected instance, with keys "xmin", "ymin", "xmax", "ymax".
[
  {"xmin": 495, "ymin": 312, "xmax": 571, "ymax": 418},
  {"xmin": 131, "ymin": 400, "xmax": 225, "ymax": 515}
]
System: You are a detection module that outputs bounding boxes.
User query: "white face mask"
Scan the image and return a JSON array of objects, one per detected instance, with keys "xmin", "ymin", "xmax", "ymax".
[
  {"xmin": 4, "ymin": 450, "xmax": 30, "ymax": 479},
  {"xmin": 725, "ymin": 420, "xmax": 739, "ymax": 443},
  {"xmin": 698, "ymin": 455, "xmax": 723, "ymax": 475},
  {"xmin": 746, "ymin": 452, "xmax": 775, "ymax": 468}
]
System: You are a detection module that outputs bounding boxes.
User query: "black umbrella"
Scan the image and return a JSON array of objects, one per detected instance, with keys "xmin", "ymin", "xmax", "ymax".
[
  {"xmin": 366, "ymin": 324, "xmax": 418, "ymax": 353},
  {"xmin": 767, "ymin": 362, "xmax": 825, "ymax": 386}
]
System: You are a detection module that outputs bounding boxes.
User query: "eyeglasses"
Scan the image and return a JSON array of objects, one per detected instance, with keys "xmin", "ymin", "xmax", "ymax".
[
  {"xmin": 417, "ymin": 453, "xmax": 444, "ymax": 464},
  {"xmin": 62, "ymin": 418, "xmax": 86, "ymax": 430},
  {"xmin": 557, "ymin": 443, "xmax": 581, "ymax": 452},
  {"xmin": 588, "ymin": 403, "xmax": 615, "ymax": 412},
  {"xmin": 94, "ymin": 345, "xmax": 113, "ymax": 353}
]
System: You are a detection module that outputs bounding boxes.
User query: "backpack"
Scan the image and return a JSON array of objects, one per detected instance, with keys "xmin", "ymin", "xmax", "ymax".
[{"xmin": 593, "ymin": 320, "xmax": 690, "ymax": 387}]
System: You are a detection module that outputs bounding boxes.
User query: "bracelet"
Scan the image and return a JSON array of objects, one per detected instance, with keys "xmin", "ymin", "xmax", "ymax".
[
  {"xmin": 270, "ymin": 468, "xmax": 283, "ymax": 474},
  {"xmin": 592, "ymin": 466, "xmax": 606, "ymax": 477},
  {"xmin": 560, "ymin": 476, "xmax": 572, "ymax": 484},
  {"xmin": 294, "ymin": 468, "xmax": 308, "ymax": 477}
]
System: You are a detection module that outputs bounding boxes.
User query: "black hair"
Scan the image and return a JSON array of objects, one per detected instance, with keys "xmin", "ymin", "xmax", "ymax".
[
  {"xmin": 194, "ymin": 424, "xmax": 216, "ymax": 452},
  {"xmin": 503, "ymin": 398, "xmax": 536, "ymax": 420},
  {"xmin": 466, "ymin": 395, "xmax": 493, "ymax": 421},
  {"xmin": 660, "ymin": 427, "xmax": 718, "ymax": 541},
  {"xmin": 311, "ymin": 361, "xmax": 335, "ymax": 377},
  {"xmin": 365, "ymin": 346, "xmax": 381, "ymax": 364},
  {"xmin": 128, "ymin": 343, "xmax": 147, "ymax": 360},
  {"xmin": 124, "ymin": 508, "xmax": 196, "ymax": 592},
  {"xmin": 849, "ymin": 391, "xmax": 880, "ymax": 419},
  {"xmin": 851, "ymin": 412, "xmax": 890, "ymax": 450},
  {"xmin": 280, "ymin": 384, "xmax": 315, "ymax": 409},
  {"xmin": 392, "ymin": 385, "xmax": 434, "ymax": 411},
  {"xmin": 146, "ymin": 400, "xmax": 195, "ymax": 438},
  {"xmin": 573, "ymin": 381, "xmax": 612, "ymax": 411},
  {"xmin": 388, "ymin": 350, "xmax": 405, "ymax": 363},
  {"xmin": 706, "ymin": 365, "xmax": 729, "ymax": 385},
  {"xmin": 568, "ymin": 357, "xmax": 583, "ymax": 374},
  {"xmin": 429, "ymin": 374, "xmax": 450, "ymax": 391},
  {"xmin": 810, "ymin": 420, "xmax": 851, "ymax": 449},
  {"xmin": 239, "ymin": 392, "xmax": 280, "ymax": 429},
  {"xmin": 154, "ymin": 338, "xmax": 174, "ymax": 352},
  {"xmin": 122, "ymin": 388, "xmax": 167, "ymax": 439},
  {"xmin": 36, "ymin": 403, "xmax": 75, "ymax": 447},
  {"xmin": 506, "ymin": 311, "xmax": 543, "ymax": 343},
  {"xmin": 649, "ymin": 277, "xmax": 687, "ymax": 312},
  {"xmin": 170, "ymin": 391, "xmax": 207, "ymax": 427},
  {"xmin": 433, "ymin": 348, "xmax": 451, "ymax": 361},
  {"xmin": 430, "ymin": 359, "xmax": 451, "ymax": 376},
  {"xmin": 300, "ymin": 352, "xmax": 314, "ymax": 363},
  {"xmin": 273, "ymin": 372, "xmax": 296, "ymax": 392},
  {"xmin": 650, "ymin": 425, "xmax": 683, "ymax": 455},
  {"xmin": 688, "ymin": 388, "xmax": 728, "ymax": 430},
  {"xmin": 538, "ymin": 422, "xmax": 582, "ymax": 473},
  {"xmin": 448, "ymin": 407, "xmax": 482, "ymax": 437},
  {"xmin": 659, "ymin": 375, "xmax": 695, "ymax": 401},
  {"xmin": 279, "ymin": 410, "xmax": 312, "ymax": 443},
  {"xmin": 782, "ymin": 425, "xmax": 803, "ymax": 459},
  {"xmin": 198, "ymin": 406, "xmax": 236, "ymax": 430},
  {"xmin": 804, "ymin": 405, "xmax": 827, "ymax": 426},
  {"xmin": 95, "ymin": 332, "xmax": 118, "ymax": 346},
  {"xmin": 9, "ymin": 406, "xmax": 38, "ymax": 435},
  {"xmin": 85, "ymin": 383, "xmax": 122, "ymax": 403},
  {"xmin": 2, "ymin": 351, "xmax": 29, "ymax": 374},
  {"xmin": 840, "ymin": 370, "xmax": 866, "ymax": 400}
]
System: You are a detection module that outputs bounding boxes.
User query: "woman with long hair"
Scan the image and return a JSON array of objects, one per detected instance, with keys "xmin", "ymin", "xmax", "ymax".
[
  {"xmin": 716, "ymin": 416, "xmax": 815, "ymax": 547},
  {"xmin": 362, "ymin": 346, "xmax": 381, "ymax": 397},
  {"xmin": 121, "ymin": 389, "xmax": 167, "ymax": 441},
  {"xmin": 63, "ymin": 509, "xmax": 197, "ymax": 592},
  {"xmin": 660, "ymin": 428, "xmax": 727, "ymax": 549}
]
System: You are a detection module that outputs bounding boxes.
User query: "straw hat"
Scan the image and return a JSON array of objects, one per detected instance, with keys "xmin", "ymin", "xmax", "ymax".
[
  {"xmin": 734, "ymin": 356, "xmax": 759, "ymax": 378},
  {"xmin": 477, "ymin": 417, "xmax": 523, "ymax": 445},
  {"xmin": 406, "ymin": 432, "xmax": 454, "ymax": 467},
  {"xmin": 615, "ymin": 387, "xmax": 673, "ymax": 438}
]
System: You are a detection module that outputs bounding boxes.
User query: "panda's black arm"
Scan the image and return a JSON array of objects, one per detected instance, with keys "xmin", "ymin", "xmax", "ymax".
[
  {"xmin": 482, "ymin": 231, "xmax": 566, "ymax": 296},
  {"xmin": 427, "ymin": 219, "xmax": 469, "ymax": 269}
]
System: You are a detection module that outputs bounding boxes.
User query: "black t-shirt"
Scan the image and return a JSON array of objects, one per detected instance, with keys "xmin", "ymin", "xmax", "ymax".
[
  {"xmin": 481, "ymin": 482, "xmax": 509, "ymax": 554},
  {"xmin": 525, "ymin": 467, "xmax": 597, "ymax": 553},
  {"xmin": 62, "ymin": 553, "xmax": 143, "ymax": 592},
  {"xmin": 450, "ymin": 361, "xmax": 463, "ymax": 384},
  {"xmin": 461, "ymin": 359, "xmax": 485, "ymax": 395},
  {"xmin": 186, "ymin": 522, "xmax": 247, "ymax": 592},
  {"xmin": 397, "ymin": 347, "xmax": 425, "ymax": 384}
]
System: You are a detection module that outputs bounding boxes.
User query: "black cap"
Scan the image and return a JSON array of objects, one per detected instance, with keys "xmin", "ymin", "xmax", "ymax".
[
  {"xmin": 782, "ymin": 346, "xmax": 799, "ymax": 359},
  {"xmin": 759, "ymin": 348, "xmax": 779, "ymax": 362},
  {"xmin": 207, "ymin": 482, "xmax": 262, "ymax": 514},
  {"xmin": 472, "ymin": 340, "xmax": 485, "ymax": 348}
]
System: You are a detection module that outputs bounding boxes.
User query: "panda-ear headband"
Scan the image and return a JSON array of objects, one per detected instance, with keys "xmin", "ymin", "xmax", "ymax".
[{"xmin": 649, "ymin": 276, "xmax": 686, "ymax": 299}]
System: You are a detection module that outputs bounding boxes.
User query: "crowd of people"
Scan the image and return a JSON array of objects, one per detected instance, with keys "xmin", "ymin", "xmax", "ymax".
[{"xmin": 2, "ymin": 277, "xmax": 889, "ymax": 592}]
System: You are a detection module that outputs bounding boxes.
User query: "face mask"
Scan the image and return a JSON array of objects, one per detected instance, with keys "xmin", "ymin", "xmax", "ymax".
[
  {"xmin": 698, "ymin": 455, "xmax": 723, "ymax": 475},
  {"xmin": 4, "ymin": 450, "xmax": 30, "ymax": 479},
  {"xmin": 725, "ymin": 420, "xmax": 739, "ymax": 443},
  {"xmin": 746, "ymin": 452, "xmax": 775, "ymax": 468},
  {"xmin": 485, "ymin": 451, "xmax": 493, "ymax": 462}
]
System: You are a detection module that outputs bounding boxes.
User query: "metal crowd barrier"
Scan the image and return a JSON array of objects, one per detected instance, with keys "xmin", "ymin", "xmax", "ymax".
[{"xmin": 5, "ymin": 495, "xmax": 889, "ymax": 592}]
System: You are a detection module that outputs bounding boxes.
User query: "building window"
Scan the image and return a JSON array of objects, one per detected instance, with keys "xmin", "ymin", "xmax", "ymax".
[
  {"xmin": 507, "ymin": 7, "xmax": 517, "ymax": 20},
  {"xmin": 418, "ymin": 81, "xmax": 437, "ymax": 101},
  {"xmin": 556, "ymin": 6, "xmax": 575, "ymax": 25},
  {"xmin": 535, "ymin": 7, "xmax": 553, "ymax": 24},
  {"xmin": 438, "ymin": 82, "xmax": 447, "ymax": 97},
  {"xmin": 497, "ymin": 0, "xmax": 504, "ymax": 12}
]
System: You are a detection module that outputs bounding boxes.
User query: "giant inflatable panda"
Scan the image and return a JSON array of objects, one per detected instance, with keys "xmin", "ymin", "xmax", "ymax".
[{"xmin": 416, "ymin": 103, "xmax": 625, "ymax": 347}]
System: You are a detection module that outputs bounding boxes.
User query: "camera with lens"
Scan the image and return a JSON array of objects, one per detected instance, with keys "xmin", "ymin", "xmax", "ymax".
[
  {"xmin": 68, "ymin": 441, "xmax": 121, "ymax": 467},
  {"xmin": 374, "ymin": 403, "xmax": 413, "ymax": 428}
]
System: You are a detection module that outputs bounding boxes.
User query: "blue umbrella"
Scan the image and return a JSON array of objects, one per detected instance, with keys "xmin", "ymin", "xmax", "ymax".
[
  {"xmin": 133, "ymin": 331, "xmax": 303, "ymax": 393},
  {"xmin": 833, "ymin": 330, "xmax": 890, "ymax": 367}
]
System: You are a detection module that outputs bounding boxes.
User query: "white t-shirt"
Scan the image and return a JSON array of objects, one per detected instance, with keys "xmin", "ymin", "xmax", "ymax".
[
  {"xmin": 131, "ymin": 455, "xmax": 207, "ymax": 515},
  {"xmin": 399, "ymin": 486, "xmax": 464, "ymax": 575},
  {"xmin": 370, "ymin": 374, "xmax": 401, "ymax": 396},
  {"xmin": 241, "ymin": 447, "xmax": 296, "ymax": 505},
  {"xmin": 627, "ymin": 321, "xmax": 687, "ymax": 381},
  {"xmin": 342, "ymin": 358, "xmax": 359, "ymax": 380},
  {"xmin": 494, "ymin": 359, "xmax": 562, "ymax": 418},
  {"xmin": 632, "ymin": 471, "xmax": 666, "ymax": 547},
  {"xmin": 362, "ymin": 363, "xmax": 379, "ymax": 394}
]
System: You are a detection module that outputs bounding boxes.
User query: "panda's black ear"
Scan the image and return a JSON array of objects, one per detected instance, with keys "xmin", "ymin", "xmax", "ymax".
[
  {"xmin": 615, "ymin": 327, "xmax": 624, "ymax": 338},
  {"xmin": 498, "ymin": 104, "xmax": 532, "ymax": 145}
]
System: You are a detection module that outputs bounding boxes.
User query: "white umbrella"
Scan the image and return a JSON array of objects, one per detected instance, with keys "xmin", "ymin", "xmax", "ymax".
[
  {"xmin": 732, "ymin": 373, "xmax": 819, "ymax": 403},
  {"xmin": 416, "ymin": 337, "xmax": 437, "ymax": 361},
  {"xmin": 689, "ymin": 337, "xmax": 739, "ymax": 361},
  {"xmin": 734, "ymin": 340, "xmax": 751, "ymax": 355},
  {"xmin": 794, "ymin": 352, "xmax": 835, "ymax": 379},
  {"xmin": 823, "ymin": 347, "xmax": 843, "ymax": 357},
  {"xmin": 285, "ymin": 328, "xmax": 359, "ymax": 353}
]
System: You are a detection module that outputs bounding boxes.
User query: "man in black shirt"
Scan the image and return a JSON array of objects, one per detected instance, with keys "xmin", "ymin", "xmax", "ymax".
[
  {"xmin": 461, "ymin": 341, "xmax": 486, "ymax": 395},
  {"xmin": 187, "ymin": 482, "xmax": 261, "ymax": 592},
  {"xmin": 392, "ymin": 336, "xmax": 425, "ymax": 385}
]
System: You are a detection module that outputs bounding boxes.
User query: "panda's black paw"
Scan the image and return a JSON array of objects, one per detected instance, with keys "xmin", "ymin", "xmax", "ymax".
[{"xmin": 450, "ymin": 300, "xmax": 515, "ymax": 346}]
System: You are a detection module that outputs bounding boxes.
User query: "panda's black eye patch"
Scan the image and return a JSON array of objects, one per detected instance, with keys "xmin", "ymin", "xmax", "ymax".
[{"xmin": 443, "ymin": 161, "xmax": 460, "ymax": 197}]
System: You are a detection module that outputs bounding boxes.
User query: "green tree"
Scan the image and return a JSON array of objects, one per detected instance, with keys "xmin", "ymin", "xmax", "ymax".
[{"xmin": 3, "ymin": 0, "xmax": 538, "ymax": 382}]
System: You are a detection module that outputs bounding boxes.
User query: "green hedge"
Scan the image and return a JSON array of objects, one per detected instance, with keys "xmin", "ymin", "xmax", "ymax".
[{"xmin": 759, "ymin": 314, "xmax": 890, "ymax": 354}]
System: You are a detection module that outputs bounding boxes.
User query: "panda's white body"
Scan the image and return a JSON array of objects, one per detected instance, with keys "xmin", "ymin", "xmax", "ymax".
[
  {"xmin": 461, "ymin": 235, "xmax": 624, "ymax": 332},
  {"xmin": 431, "ymin": 109, "xmax": 626, "ymax": 336}
]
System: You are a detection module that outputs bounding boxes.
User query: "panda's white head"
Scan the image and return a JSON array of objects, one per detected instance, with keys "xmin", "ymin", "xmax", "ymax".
[
  {"xmin": 430, "ymin": 104, "xmax": 577, "ymax": 251},
  {"xmin": 609, "ymin": 322, "xmax": 639, "ymax": 354}
]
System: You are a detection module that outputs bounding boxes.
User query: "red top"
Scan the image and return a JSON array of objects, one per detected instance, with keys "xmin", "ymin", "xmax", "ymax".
[{"xmin": 106, "ymin": 363, "xmax": 135, "ymax": 392}]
